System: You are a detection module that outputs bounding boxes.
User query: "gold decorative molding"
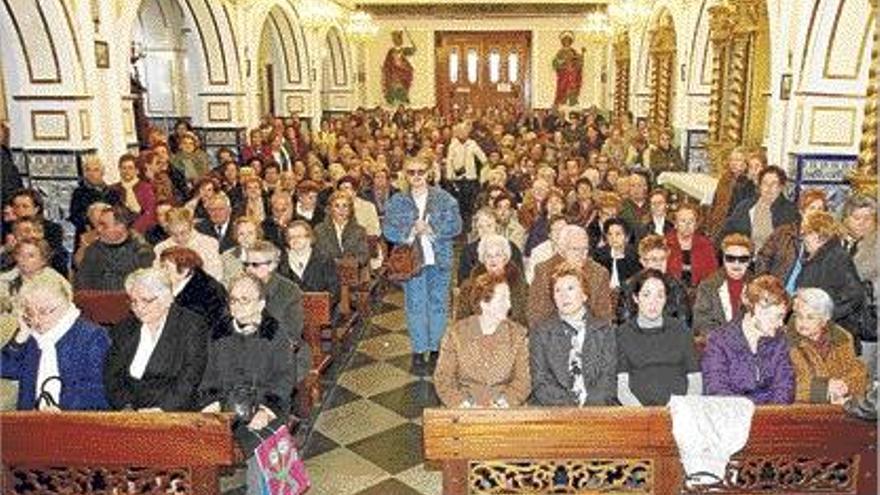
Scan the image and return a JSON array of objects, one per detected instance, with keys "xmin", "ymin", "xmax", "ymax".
[
  {"xmin": 807, "ymin": 106, "xmax": 857, "ymax": 146},
  {"xmin": 822, "ymin": 3, "xmax": 874, "ymax": 80},
  {"xmin": 613, "ymin": 31, "xmax": 631, "ymax": 119},
  {"xmin": 31, "ymin": 110, "xmax": 69, "ymax": 141},
  {"xmin": 849, "ymin": 8, "xmax": 878, "ymax": 197},
  {"xmin": 648, "ymin": 13, "xmax": 676, "ymax": 137}
]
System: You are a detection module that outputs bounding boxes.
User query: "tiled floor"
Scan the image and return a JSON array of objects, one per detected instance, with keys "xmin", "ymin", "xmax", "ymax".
[{"xmin": 301, "ymin": 289, "xmax": 443, "ymax": 495}]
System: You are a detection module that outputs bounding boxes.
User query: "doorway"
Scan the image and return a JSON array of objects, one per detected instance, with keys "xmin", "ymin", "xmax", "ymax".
[{"xmin": 435, "ymin": 31, "xmax": 531, "ymax": 114}]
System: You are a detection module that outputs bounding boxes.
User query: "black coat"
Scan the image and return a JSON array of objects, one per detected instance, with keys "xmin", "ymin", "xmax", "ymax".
[
  {"xmin": 195, "ymin": 219, "xmax": 237, "ymax": 252},
  {"xmin": 796, "ymin": 237, "xmax": 868, "ymax": 345},
  {"xmin": 593, "ymin": 246, "xmax": 641, "ymax": 286},
  {"xmin": 720, "ymin": 194, "xmax": 800, "ymax": 242},
  {"xmin": 104, "ymin": 304, "xmax": 209, "ymax": 411},
  {"xmin": 68, "ymin": 183, "xmax": 116, "ymax": 237},
  {"xmin": 197, "ymin": 313, "xmax": 295, "ymax": 419},
  {"xmin": 278, "ymin": 249, "xmax": 340, "ymax": 309},
  {"xmin": 175, "ymin": 267, "xmax": 230, "ymax": 326},
  {"xmin": 313, "ymin": 219, "xmax": 369, "ymax": 268}
]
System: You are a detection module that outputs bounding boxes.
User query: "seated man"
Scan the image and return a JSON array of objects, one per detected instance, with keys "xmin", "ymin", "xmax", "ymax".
[
  {"xmin": 1, "ymin": 272, "xmax": 110, "ymax": 410},
  {"xmin": 788, "ymin": 288, "xmax": 868, "ymax": 404},
  {"xmin": 74, "ymin": 206, "xmax": 155, "ymax": 291}
]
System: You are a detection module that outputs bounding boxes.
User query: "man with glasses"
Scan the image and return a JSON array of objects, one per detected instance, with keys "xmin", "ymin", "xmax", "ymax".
[
  {"xmin": 693, "ymin": 234, "xmax": 754, "ymax": 336},
  {"xmin": 1, "ymin": 272, "xmax": 110, "ymax": 410},
  {"xmin": 195, "ymin": 193, "xmax": 236, "ymax": 252},
  {"xmin": 242, "ymin": 241, "xmax": 310, "ymax": 382},
  {"xmin": 383, "ymin": 157, "xmax": 462, "ymax": 375}
]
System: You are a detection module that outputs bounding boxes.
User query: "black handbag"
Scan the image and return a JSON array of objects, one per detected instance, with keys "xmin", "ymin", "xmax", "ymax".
[{"xmin": 224, "ymin": 384, "xmax": 259, "ymax": 424}]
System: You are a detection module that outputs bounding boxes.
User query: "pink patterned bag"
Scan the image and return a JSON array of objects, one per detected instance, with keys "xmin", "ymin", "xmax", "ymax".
[{"xmin": 254, "ymin": 424, "xmax": 311, "ymax": 494}]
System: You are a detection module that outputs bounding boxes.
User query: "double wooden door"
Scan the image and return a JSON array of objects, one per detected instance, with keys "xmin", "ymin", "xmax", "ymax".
[{"xmin": 435, "ymin": 31, "xmax": 531, "ymax": 114}]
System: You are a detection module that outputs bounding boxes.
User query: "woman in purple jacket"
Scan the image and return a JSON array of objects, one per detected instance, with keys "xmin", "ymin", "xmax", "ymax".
[{"xmin": 702, "ymin": 275, "xmax": 795, "ymax": 404}]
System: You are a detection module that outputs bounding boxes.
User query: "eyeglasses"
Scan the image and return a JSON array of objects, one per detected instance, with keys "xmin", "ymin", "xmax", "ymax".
[
  {"xmin": 244, "ymin": 260, "xmax": 273, "ymax": 268},
  {"xmin": 723, "ymin": 254, "xmax": 751, "ymax": 264},
  {"xmin": 406, "ymin": 169, "xmax": 427, "ymax": 177},
  {"xmin": 230, "ymin": 295, "xmax": 259, "ymax": 305}
]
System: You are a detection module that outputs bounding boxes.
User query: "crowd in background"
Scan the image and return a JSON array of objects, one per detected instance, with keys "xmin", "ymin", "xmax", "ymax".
[{"xmin": 0, "ymin": 102, "xmax": 876, "ymax": 421}]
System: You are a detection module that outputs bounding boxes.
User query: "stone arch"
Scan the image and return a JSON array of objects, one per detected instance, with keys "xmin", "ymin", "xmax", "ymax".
[{"xmin": 321, "ymin": 25, "xmax": 355, "ymax": 112}]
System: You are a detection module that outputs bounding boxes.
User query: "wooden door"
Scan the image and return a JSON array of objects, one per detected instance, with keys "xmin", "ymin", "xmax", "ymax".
[{"xmin": 436, "ymin": 31, "xmax": 530, "ymax": 115}]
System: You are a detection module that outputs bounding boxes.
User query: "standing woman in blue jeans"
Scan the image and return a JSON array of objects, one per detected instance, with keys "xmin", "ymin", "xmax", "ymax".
[{"xmin": 383, "ymin": 157, "xmax": 462, "ymax": 375}]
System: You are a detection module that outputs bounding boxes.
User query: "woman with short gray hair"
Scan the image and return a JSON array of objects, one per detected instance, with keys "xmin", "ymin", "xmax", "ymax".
[
  {"xmin": 458, "ymin": 234, "xmax": 527, "ymax": 326},
  {"xmin": 787, "ymin": 287, "xmax": 868, "ymax": 404},
  {"xmin": 104, "ymin": 268, "xmax": 209, "ymax": 411}
]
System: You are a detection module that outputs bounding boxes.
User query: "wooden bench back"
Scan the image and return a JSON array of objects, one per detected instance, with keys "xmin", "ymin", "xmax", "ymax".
[
  {"xmin": 302, "ymin": 291, "xmax": 332, "ymax": 328},
  {"xmin": 423, "ymin": 405, "xmax": 877, "ymax": 495}
]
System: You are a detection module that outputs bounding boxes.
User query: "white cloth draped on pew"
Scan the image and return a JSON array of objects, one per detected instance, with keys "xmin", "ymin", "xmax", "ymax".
[
  {"xmin": 668, "ymin": 395, "xmax": 755, "ymax": 484},
  {"xmin": 656, "ymin": 172, "xmax": 719, "ymax": 205}
]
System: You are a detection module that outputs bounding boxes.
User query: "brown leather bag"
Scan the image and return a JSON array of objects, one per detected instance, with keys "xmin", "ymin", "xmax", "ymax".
[{"xmin": 385, "ymin": 242, "xmax": 423, "ymax": 282}]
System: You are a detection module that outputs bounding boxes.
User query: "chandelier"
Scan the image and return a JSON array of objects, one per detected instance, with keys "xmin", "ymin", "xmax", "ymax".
[
  {"xmin": 298, "ymin": 0, "xmax": 340, "ymax": 29},
  {"xmin": 346, "ymin": 10, "xmax": 378, "ymax": 42},
  {"xmin": 608, "ymin": 0, "xmax": 651, "ymax": 28},
  {"xmin": 581, "ymin": 10, "xmax": 612, "ymax": 39}
]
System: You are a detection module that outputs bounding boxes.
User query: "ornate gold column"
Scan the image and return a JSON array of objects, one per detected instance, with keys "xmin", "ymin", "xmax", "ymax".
[
  {"xmin": 849, "ymin": 4, "xmax": 878, "ymax": 198},
  {"xmin": 613, "ymin": 31, "xmax": 631, "ymax": 120},
  {"xmin": 705, "ymin": 0, "xmax": 766, "ymax": 175},
  {"xmin": 647, "ymin": 16, "xmax": 676, "ymax": 136}
]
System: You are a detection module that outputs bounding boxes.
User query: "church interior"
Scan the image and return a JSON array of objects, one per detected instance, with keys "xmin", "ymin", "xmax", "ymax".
[{"xmin": 0, "ymin": 0, "xmax": 877, "ymax": 494}]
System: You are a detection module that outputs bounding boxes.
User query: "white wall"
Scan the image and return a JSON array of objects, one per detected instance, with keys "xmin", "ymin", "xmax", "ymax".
[{"xmin": 361, "ymin": 16, "xmax": 610, "ymax": 109}]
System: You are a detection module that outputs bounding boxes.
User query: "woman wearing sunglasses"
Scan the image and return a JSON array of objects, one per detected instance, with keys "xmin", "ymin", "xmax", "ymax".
[
  {"xmin": 382, "ymin": 157, "xmax": 462, "ymax": 376},
  {"xmin": 692, "ymin": 234, "xmax": 754, "ymax": 337}
]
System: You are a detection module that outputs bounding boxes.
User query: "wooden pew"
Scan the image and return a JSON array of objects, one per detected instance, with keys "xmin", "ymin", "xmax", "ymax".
[
  {"xmin": 423, "ymin": 405, "xmax": 877, "ymax": 495},
  {"xmin": 1, "ymin": 412, "xmax": 236, "ymax": 494},
  {"xmin": 302, "ymin": 291, "xmax": 333, "ymax": 409}
]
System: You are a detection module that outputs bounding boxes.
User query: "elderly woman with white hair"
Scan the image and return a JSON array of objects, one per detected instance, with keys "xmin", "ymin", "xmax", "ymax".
[
  {"xmin": 457, "ymin": 234, "xmax": 528, "ymax": 326},
  {"xmin": 1, "ymin": 272, "xmax": 110, "ymax": 410},
  {"xmin": 787, "ymin": 287, "xmax": 868, "ymax": 404},
  {"xmin": 457, "ymin": 208, "xmax": 524, "ymax": 284},
  {"xmin": 103, "ymin": 268, "xmax": 209, "ymax": 411}
]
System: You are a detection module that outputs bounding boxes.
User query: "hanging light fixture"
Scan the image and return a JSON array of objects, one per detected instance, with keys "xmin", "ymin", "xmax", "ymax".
[
  {"xmin": 298, "ymin": 0, "xmax": 340, "ymax": 29},
  {"xmin": 346, "ymin": 10, "xmax": 378, "ymax": 42},
  {"xmin": 608, "ymin": 0, "xmax": 651, "ymax": 28},
  {"xmin": 581, "ymin": 10, "xmax": 612, "ymax": 40}
]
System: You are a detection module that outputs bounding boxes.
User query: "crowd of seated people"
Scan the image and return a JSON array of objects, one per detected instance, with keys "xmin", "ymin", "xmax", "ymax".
[{"xmin": 0, "ymin": 106, "xmax": 876, "ymax": 433}]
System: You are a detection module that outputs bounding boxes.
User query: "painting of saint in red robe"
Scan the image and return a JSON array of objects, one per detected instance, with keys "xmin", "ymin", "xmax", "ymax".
[
  {"xmin": 382, "ymin": 30, "xmax": 416, "ymax": 105},
  {"xmin": 553, "ymin": 31, "xmax": 585, "ymax": 106}
]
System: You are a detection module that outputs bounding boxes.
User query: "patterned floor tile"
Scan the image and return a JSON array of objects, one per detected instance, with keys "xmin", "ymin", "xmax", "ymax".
[
  {"xmin": 362, "ymin": 323, "xmax": 394, "ymax": 339},
  {"xmin": 385, "ymin": 354, "xmax": 417, "ymax": 374},
  {"xmin": 352, "ymin": 478, "xmax": 425, "ymax": 495},
  {"xmin": 304, "ymin": 448, "xmax": 389, "ymax": 495},
  {"xmin": 314, "ymin": 398, "xmax": 408, "ymax": 445},
  {"xmin": 322, "ymin": 385, "xmax": 362, "ymax": 412},
  {"xmin": 369, "ymin": 308, "xmax": 408, "ymax": 332},
  {"xmin": 347, "ymin": 422, "xmax": 424, "ymax": 475},
  {"xmin": 395, "ymin": 463, "xmax": 443, "ymax": 495},
  {"xmin": 302, "ymin": 430, "xmax": 340, "ymax": 460},
  {"xmin": 336, "ymin": 361, "xmax": 415, "ymax": 397},
  {"xmin": 357, "ymin": 333, "xmax": 413, "ymax": 361},
  {"xmin": 369, "ymin": 381, "xmax": 441, "ymax": 419}
]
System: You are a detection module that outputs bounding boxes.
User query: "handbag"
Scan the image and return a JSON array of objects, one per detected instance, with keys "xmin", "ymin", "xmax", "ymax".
[
  {"xmin": 224, "ymin": 384, "xmax": 259, "ymax": 425},
  {"xmin": 386, "ymin": 242, "xmax": 423, "ymax": 282},
  {"xmin": 253, "ymin": 424, "xmax": 311, "ymax": 495}
]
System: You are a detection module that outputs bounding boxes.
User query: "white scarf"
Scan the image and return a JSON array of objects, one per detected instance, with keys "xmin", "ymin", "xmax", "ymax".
[
  {"xmin": 562, "ymin": 308, "xmax": 588, "ymax": 406},
  {"xmin": 32, "ymin": 305, "xmax": 81, "ymax": 409},
  {"xmin": 121, "ymin": 178, "xmax": 142, "ymax": 214}
]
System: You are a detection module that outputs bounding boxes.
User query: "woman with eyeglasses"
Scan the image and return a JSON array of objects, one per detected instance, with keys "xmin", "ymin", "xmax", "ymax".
[
  {"xmin": 530, "ymin": 262, "xmax": 617, "ymax": 406},
  {"xmin": 197, "ymin": 273, "xmax": 295, "ymax": 493},
  {"xmin": 103, "ymin": 268, "xmax": 209, "ymax": 411},
  {"xmin": 1, "ymin": 273, "xmax": 110, "ymax": 410},
  {"xmin": 383, "ymin": 157, "xmax": 462, "ymax": 376},
  {"xmin": 702, "ymin": 275, "xmax": 795, "ymax": 404},
  {"xmin": 692, "ymin": 234, "xmax": 754, "ymax": 337},
  {"xmin": 616, "ymin": 269, "xmax": 700, "ymax": 406}
]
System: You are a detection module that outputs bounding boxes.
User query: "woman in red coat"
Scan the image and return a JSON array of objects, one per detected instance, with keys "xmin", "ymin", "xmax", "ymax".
[{"xmin": 666, "ymin": 203, "xmax": 718, "ymax": 287}]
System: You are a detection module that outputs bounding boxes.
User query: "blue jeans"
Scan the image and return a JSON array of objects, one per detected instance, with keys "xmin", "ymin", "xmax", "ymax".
[{"xmin": 403, "ymin": 264, "xmax": 452, "ymax": 353}]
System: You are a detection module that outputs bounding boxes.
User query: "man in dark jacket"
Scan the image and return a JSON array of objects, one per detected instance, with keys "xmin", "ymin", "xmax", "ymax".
[{"xmin": 74, "ymin": 206, "xmax": 154, "ymax": 291}]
